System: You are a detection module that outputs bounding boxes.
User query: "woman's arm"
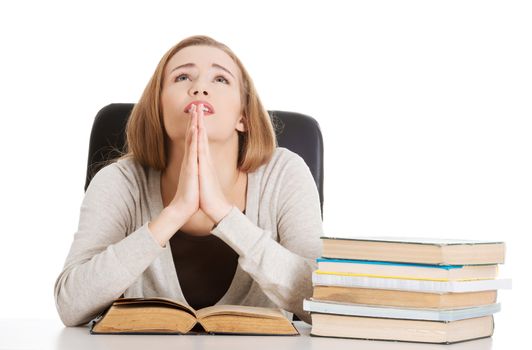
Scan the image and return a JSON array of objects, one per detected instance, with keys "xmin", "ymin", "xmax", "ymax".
[
  {"xmin": 211, "ymin": 154, "xmax": 323, "ymax": 324},
  {"xmin": 53, "ymin": 164, "xmax": 167, "ymax": 327}
]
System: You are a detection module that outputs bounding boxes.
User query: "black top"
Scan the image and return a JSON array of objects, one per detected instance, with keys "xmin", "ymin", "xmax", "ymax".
[{"xmin": 168, "ymin": 219, "xmax": 241, "ymax": 310}]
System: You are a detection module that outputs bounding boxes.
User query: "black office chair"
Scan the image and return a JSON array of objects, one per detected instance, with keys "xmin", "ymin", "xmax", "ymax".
[{"xmin": 85, "ymin": 103, "xmax": 324, "ymax": 215}]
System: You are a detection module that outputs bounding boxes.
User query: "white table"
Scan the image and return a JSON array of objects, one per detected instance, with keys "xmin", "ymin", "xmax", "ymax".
[{"xmin": 0, "ymin": 319, "xmax": 494, "ymax": 350}]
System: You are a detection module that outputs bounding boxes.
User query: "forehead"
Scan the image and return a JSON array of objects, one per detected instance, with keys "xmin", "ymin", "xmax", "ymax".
[{"xmin": 165, "ymin": 45, "xmax": 240, "ymax": 79}]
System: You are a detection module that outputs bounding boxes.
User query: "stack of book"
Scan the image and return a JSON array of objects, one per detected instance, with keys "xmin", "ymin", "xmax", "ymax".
[{"xmin": 303, "ymin": 237, "xmax": 512, "ymax": 344}]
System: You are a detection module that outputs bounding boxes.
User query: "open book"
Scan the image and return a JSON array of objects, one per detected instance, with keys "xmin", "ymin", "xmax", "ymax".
[{"xmin": 90, "ymin": 297, "xmax": 299, "ymax": 335}]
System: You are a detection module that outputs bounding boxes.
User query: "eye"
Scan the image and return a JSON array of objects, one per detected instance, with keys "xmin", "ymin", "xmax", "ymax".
[
  {"xmin": 215, "ymin": 75, "xmax": 229, "ymax": 84},
  {"xmin": 174, "ymin": 74, "xmax": 190, "ymax": 82}
]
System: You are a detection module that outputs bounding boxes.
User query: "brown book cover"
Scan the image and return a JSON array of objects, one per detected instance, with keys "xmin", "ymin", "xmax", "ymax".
[
  {"xmin": 90, "ymin": 297, "xmax": 299, "ymax": 336},
  {"xmin": 310, "ymin": 313, "xmax": 494, "ymax": 344},
  {"xmin": 312, "ymin": 286, "xmax": 497, "ymax": 309},
  {"xmin": 320, "ymin": 237, "xmax": 505, "ymax": 265}
]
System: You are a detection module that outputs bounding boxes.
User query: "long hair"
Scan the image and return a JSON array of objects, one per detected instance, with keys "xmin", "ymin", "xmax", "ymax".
[{"xmin": 118, "ymin": 35, "xmax": 276, "ymax": 172}]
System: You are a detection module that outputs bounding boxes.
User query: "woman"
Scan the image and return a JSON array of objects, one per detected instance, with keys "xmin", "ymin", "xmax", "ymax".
[{"xmin": 54, "ymin": 35, "xmax": 323, "ymax": 326}]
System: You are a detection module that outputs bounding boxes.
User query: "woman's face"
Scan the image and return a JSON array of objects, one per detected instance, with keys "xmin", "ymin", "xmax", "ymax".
[{"xmin": 161, "ymin": 45, "xmax": 245, "ymax": 147}]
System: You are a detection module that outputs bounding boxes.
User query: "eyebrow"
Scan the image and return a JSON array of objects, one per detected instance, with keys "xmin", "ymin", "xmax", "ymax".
[{"xmin": 169, "ymin": 62, "xmax": 235, "ymax": 79}]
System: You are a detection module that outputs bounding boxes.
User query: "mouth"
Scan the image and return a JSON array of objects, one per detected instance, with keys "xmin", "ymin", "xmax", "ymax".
[{"xmin": 184, "ymin": 100, "xmax": 215, "ymax": 115}]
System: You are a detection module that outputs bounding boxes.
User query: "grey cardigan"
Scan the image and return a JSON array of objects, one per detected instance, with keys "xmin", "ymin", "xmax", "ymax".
[{"xmin": 54, "ymin": 147, "xmax": 323, "ymax": 326}]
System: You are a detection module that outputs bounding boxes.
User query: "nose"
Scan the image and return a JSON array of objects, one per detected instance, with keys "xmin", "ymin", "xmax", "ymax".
[
  {"xmin": 193, "ymin": 89, "xmax": 208, "ymax": 96},
  {"xmin": 189, "ymin": 82, "xmax": 209, "ymax": 96},
  {"xmin": 188, "ymin": 74, "xmax": 209, "ymax": 97}
]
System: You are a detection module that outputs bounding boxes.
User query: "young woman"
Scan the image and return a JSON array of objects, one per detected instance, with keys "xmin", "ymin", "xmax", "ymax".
[{"xmin": 54, "ymin": 35, "xmax": 323, "ymax": 326}]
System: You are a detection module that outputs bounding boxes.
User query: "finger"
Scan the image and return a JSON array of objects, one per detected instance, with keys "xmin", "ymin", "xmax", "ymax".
[
  {"xmin": 197, "ymin": 104, "xmax": 206, "ymax": 157},
  {"xmin": 194, "ymin": 103, "xmax": 200, "ymax": 128},
  {"xmin": 202, "ymin": 113, "xmax": 210, "ymax": 158},
  {"xmin": 184, "ymin": 104, "xmax": 195, "ymax": 149},
  {"xmin": 198, "ymin": 104, "xmax": 210, "ymax": 159},
  {"xmin": 188, "ymin": 105, "xmax": 198, "ymax": 164}
]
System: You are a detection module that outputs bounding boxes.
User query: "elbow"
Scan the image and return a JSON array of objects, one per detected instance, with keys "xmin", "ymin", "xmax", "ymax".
[
  {"xmin": 54, "ymin": 291, "xmax": 93, "ymax": 327},
  {"xmin": 54, "ymin": 296, "xmax": 89, "ymax": 327},
  {"xmin": 58, "ymin": 310, "xmax": 90, "ymax": 327},
  {"xmin": 54, "ymin": 273, "xmax": 92, "ymax": 327}
]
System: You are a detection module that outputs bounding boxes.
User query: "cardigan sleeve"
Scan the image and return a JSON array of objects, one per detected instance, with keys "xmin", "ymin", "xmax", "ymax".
[
  {"xmin": 53, "ymin": 164, "xmax": 165, "ymax": 327},
  {"xmin": 211, "ymin": 154, "xmax": 323, "ymax": 324}
]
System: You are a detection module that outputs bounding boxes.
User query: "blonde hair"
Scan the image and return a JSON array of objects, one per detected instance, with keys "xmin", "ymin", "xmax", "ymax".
[{"xmin": 118, "ymin": 35, "xmax": 276, "ymax": 172}]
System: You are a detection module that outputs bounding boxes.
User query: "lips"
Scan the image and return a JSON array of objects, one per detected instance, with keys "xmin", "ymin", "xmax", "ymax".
[{"xmin": 184, "ymin": 100, "xmax": 215, "ymax": 115}]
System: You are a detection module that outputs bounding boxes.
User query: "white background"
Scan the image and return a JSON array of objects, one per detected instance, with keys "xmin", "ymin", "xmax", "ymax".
[{"xmin": 0, "ymin": 0, "xmax": 530, "ymax": 346}]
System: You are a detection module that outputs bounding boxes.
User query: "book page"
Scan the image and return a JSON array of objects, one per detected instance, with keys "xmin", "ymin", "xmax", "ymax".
[
  {"xmin": 113, "ymin": 297, "xmax": 197, "ymax": 317},
  {"xmin": 321, "ymin": 236, "xmax": 503, "ymax": 245},
  {"xmin": 197, "ymin": 304, "xmax": 285, "ymax": 320}
]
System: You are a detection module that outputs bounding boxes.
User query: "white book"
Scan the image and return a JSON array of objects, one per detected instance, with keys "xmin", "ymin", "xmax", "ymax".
[
  {"xmin": 303, "ymin": 299, "xmax": 501, "ymax": 321},
  {"xmin": 312, "ymin": 271, "xmax": 512, "ymax": 293}
]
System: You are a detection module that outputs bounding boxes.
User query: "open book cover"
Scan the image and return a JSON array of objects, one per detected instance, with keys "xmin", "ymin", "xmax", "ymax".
[{"xmin": 90, "ymin": 297, "xmax": 299, "ymax": 336}]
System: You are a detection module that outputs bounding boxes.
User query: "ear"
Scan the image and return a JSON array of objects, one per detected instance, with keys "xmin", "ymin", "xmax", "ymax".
[{"xmin": 236, "ymin": 113, "xmax": 246, "ymax": 132}]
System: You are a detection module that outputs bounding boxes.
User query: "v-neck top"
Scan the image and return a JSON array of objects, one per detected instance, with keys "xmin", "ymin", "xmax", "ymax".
[
  {"xmin": 55, "ymin": 147, "xmax": 323, "ymax": 326},
  {"xmin": 168, "ymin": 210, "xmax": 244, "ymax": 310}
]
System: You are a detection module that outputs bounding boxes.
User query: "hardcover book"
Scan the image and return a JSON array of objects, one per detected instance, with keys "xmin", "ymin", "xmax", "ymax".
[
  {"xmin": 309, "ymin": 313, "xmax": 494, "ymax": 344},
  {"xmin": 320, "ymin": 237, "xmax": 505, "ymax": 265},
  {"xmin": 312, "ymin": 286, "xmax": 497, "ymax": 309}
]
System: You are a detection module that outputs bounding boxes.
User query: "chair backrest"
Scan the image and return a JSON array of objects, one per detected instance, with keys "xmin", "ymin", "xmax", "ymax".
[{"xmin": 85, "ymin": 103, "xmax": 324, "ymax": 216}]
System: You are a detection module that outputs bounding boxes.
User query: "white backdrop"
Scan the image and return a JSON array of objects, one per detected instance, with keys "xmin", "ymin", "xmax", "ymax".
[{"xmin": 0, "ymin": 0, "xmax": 530, "ymax": 345}]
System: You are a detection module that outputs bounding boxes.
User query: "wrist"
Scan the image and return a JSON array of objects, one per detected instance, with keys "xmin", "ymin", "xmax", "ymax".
[
  {"xmin": 210, "ymin": 202, "xmax": 233, "ymax": 226},
  {"xmin": 148, "ymin": 208, "xmax": 186, "ymax": 248},
  {"xmin": 163, "ymin": 203, "xmax": 191, "ymax": 226}
]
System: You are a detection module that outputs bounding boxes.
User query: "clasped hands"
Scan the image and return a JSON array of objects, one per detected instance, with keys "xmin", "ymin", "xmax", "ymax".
[{"xmin": 168, "ymin": 103, "xmax": 233, "ymax": 226}]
